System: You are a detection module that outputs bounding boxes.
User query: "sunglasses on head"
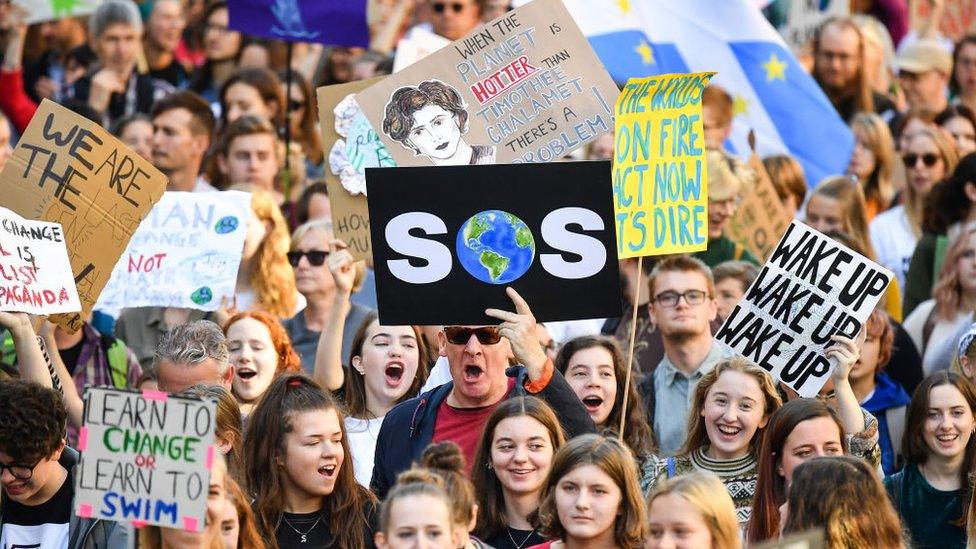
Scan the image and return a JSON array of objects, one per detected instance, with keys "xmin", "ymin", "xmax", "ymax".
[
  {"xmin": 903, "ymin": 152, "xmax": 939, "ymax": 168},
  {"xmin": 433, "ymin": 1, "xmax": 466, "ymax": 13},
  {"xmin": 444, "ymin": 326, "xmax": 501, "ymax": 345},
  {"xmin": 287, "ymin": 250, "xmax": 329, "ymax": 267}
]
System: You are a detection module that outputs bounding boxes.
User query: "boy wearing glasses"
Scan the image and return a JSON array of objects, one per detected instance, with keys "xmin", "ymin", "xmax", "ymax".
[
  {"xmin": 370, "ymin": 287, "xmax": 594, "ymax": 498},
  {"xmin": 639, "ymin": 255, "xmax": 733, "ymax": 456},
  {"xmin": 0, "ymin": 380, "xmax": 128, "ymax": 548}
]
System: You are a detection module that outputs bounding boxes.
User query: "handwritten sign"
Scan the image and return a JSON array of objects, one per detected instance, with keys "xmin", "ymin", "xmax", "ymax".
[
  {"xmin": 15, "ymin": 0, "xmax": 102, "ymax": 24},
  {"xmin": 318, "ymin": 78, "xmax": 392, "ymax": 261},
  {"xmin": 0, "ymin": 207, "xmax": 80, "ymax": 314},
  {"xmin": 715, "ymin": 221, "xmax": 892, "ymax": 397},
  {"xmin": 355, "ymin": 0, "xmax": 618, "ymax": 167},
  {"xmin": 393, "ymin": 27, "xmax": 451, "ymax": 72},
  {"xmin": 911, "ymin": 0, "xmax": 975, "ymax": 42},
  {"xmin": 612, "ymin": 72, "xmax": 713, "ymax": 258},
  {"xmin": 75, "ymin": 387, "xmax": 217, "ymax": 531},
  {"xmin": 728, "ymin": 160, "xmax": 792, "ymax": 261},
  {"xmin": 0, "ymin": 100, "xmax": 167, "ymax": 331},
  {"xmin": 96, "ymin": 191, "xmax": 250, "ymax": 313},
  {"xmin": 781, "ymin": 0, "xmax": 848, "ymax": 54}
]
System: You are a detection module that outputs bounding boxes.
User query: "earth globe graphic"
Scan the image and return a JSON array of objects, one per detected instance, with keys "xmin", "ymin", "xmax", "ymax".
[{"xmin": 456, "ymin": 210, "xmax": 535, "ymax": 284}]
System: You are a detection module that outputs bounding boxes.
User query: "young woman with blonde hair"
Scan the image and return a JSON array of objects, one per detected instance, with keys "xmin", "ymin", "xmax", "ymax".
[{"xmin": 647, "ymin": 471, "xmax": 740, "ymax": 549}]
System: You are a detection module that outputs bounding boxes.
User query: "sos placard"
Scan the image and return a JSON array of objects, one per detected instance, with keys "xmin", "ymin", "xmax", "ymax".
[{"xmin": 367, "ymin": 161, "xmax": 622, "ymax": 325}]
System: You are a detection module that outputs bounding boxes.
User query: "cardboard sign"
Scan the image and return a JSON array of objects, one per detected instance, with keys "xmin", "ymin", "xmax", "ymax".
[
  {"xmin": 911, "ymin": 0, "xmax": 975, "ymax": 42},
  {"xmin": 74, "ymin": 387, "xmax": 217, "ymax": 531},
  {"xmin": 355, "ymin": 0, "xmax": 618, "ymax": 167},
  {"xmin": 227, "ymin": 0, "xmax": 369, "ymax": 46},
  {"xmin": 613, "ymin": 73, "xmax": 713, "ymax": 258},
  {"xmin": 393, "ymin": 27, "xmax": 451, "ymax": 72},
  {"xmin": 96, "ymin": 191, "xmax": 250, "ymax": 313},
  {"xmin": 15, "ymin": 0, "xmax": 101, "ymax": 24},
  {"xmin": 727, "ymin": 161, "xmax": 791, "ymax": 261},
  {"xmin": 0, "ymin": 100, "xmax": 167, "ymax": 331},
  {"xmin": 367, "ymin": 161, "xmax": 621, "ymax": 325},
  {"xmin": 0, "ymin": 207, "xmax": 81, "ymax": 314},
  {"xmin": 317, "ymin": 78, "xmax": 392, "ymax": 261},
  {"xmin": 715, "ymin": 221, "xmax": 892, "ymax": 397}
]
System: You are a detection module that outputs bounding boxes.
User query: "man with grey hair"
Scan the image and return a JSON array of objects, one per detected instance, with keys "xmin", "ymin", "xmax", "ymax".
[
  {"xmin": 154, "ymin": 320, "xmax": 234, "ymax": 393},
  {"xmin": 64, "ymin": 0, "xmax": 172, "ymax": 127}
]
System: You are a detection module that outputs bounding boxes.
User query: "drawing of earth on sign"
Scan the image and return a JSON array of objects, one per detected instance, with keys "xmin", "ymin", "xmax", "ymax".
[{"xmin": 456, "ymin": 210, "xmax": 535, "ymax": 284}]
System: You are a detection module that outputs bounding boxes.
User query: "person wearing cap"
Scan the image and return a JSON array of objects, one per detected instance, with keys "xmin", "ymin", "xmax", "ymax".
[
  {"xmin": 897, "ymin": 39, "xmax": 952, "ymax": 116},
  {"xmin": 812, "ymin": 17, "xmax": 897, "ymax": 123},
  {"xmin": 692, "ymin": 150, "xmax": 760, "ymax": 268}
]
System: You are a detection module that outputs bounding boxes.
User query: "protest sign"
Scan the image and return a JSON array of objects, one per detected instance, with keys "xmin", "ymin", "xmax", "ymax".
[
  {"xmin": 393, "ymin": 28, "xmax": 451, "ymax": 72},
  {"xmin": 781, "ymin": 0, "xmax": 848, "ymax": 54},
  {"xmin": 612, "ymin": 72, "xmax": 713, "ymax": 258},
  {"xmin": 96, "ymin": 191, "xmax": 251, "ymax": 313},
  {"xmin": 715, "ymin": 221, "xmax": 893, "ymax": 397},
  {"xmin": 727, "ymin": 157, "xmax": 792, "ymax": 261},
  {"xmin": 0, "ymin": 100, "xmax": 167, "ymax": 332},
  {"xmin": 74, "ymin": 387, "xmax": 217, "ymax": 531},
  {"xmin": 355, "ymin": 0, "xmax": 619, "ymax": 167},
  {"xmin": 227, "ymin": 0, "xmax": 369, "ymax": 46},
  {"xmin": 317, "ymin": 77, "xmax": 393, "ymax": 261},
  {"xmin": 367, "ymin": 161, "xmax": 621, "ymax": 325},
  {"xmin": 15, "ymin": 0, "xmax": 101, "ymax": 24},
  {"xmin": 911, "ymin": 0, "xmax": 975, "ymax": 42},
  {"xmin": 0, "ymin": 207, "xmax": 80, "ymax": 314}
]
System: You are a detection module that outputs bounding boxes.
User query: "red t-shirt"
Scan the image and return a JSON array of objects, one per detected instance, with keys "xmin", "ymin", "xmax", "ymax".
[
  {"xmin": 432, "ymin": 378, "xmax": 516, "ymax": 475},
  {"xmin": 526, "ymin": 542, "xmax": 555, "ymax": 549}
]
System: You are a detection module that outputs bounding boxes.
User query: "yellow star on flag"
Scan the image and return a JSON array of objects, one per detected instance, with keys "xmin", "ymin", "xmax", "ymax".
[
  {"xmin": 635, "ymin": 40, "xmax": 654, "ymax": 65},
  {"xmin": 762, "ymin": 53, "xmax": 787, "ymax": 82},
  {"xmin": 733, "ymin": 94, "xmax": 750, "ymax": 116},
  {"xmin": 615, "ymin": 0, "xmax": 631, "ymax": 14}
]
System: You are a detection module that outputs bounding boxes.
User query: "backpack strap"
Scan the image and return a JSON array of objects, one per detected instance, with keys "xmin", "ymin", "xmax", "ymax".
[
  {"xmin": 101, "ymin": 334, "xmax": 130, "ymax": 389},
  {"xmin": 933, "ymin": 234, "xmax": 950, "ymax": 286},
  {"xmin": 666, "ymin": 456, "xmax": 676, "ymax": 478}
]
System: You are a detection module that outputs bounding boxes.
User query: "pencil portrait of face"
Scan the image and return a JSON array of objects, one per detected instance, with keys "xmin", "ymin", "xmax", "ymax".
[{"xmin": 382, "ymin": 79, "xmax": 495, "ymax": 166}]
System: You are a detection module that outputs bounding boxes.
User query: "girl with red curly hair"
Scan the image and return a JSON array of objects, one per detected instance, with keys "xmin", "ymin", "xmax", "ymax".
[{"xmin": 224, "ymin": 310, "xmax": 302, "ymax": 415}]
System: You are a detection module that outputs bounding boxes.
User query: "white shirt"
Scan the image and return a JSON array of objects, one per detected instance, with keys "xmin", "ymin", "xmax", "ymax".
[
  {"xmin": 870, "ymin": 205, "xmax": 917, "ymax": 290},
  {"xmin": 345, "ymin": 415, "xmax": 385, "ymax": 487},
  {"xmin": 903, "ymin": 299, "xmax": 974, "ymax": 376}
]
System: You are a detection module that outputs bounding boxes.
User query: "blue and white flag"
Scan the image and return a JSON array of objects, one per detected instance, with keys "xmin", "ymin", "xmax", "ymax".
[{"xmin": 565, "ymin": 0, "xmax": 853, "ymax": 186}]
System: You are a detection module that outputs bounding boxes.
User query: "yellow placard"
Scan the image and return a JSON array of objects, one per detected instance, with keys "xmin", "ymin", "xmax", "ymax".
[{"xmin": 612, "ymin": 72, "xmax": 713, "ymax": 258}]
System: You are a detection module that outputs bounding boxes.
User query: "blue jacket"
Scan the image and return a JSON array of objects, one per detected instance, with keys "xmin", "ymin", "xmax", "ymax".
[
  {"xmin": 863, "ymin": 372, "xmax": 911, "ymax": 475},
  {"xmin": 370, "ymin": 364, "xmax": 595, "ymax": 498}
]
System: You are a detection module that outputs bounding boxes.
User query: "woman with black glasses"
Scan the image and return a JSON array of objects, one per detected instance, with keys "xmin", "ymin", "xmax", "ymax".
[{"xmin": 283, "ymin": 219, "xmax": 372, "ymax": 374}]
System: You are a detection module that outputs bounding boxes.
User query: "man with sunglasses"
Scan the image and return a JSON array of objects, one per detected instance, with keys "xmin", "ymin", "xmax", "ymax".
[
  {"xmin": 370, "ymin": 287, "xmax": 594, "ymax": 498},
  {"xmin": 0, "ymin": 380, "xmax": 128, "ymax": 548},
  {"xmin": 638, "ymin": 256, "xmax": 733, "ymax": 456}
]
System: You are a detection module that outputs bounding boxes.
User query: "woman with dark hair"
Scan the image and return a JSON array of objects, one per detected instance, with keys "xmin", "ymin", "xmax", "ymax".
[
  {"xmin": 529, "ymin": 434, "xmax": 647, "ymax": 549},
  {"xmin": 189, "ymin": 1, "xmax": 242, "ymax": 104},
  {"xmin": 219, "ymin": 67, "xmax": 284, "ymax": 128},
  {"xmin": 244, "ymin": 374, "xmax": 378, "ymax": 549},
  {"xmin": 784, "ymin": 456, "xmax": 906, "ymax": 548},
  {"xmin": 278, "ymin": 69, "xmax": 324, "ymax": 178},
  {"xmin": 746, "ymin": 399, "xmax": 849, "ymax": 544},
  {"xmin": 382, "ymin": 79, "xmax": 495, "ymax": 165},
  {"xmin": 937, "ymin": 104, "xmax": 976, "ymax": 156},
  {"xmin": 472, "ymin": 396, "xmax": 567, "ymax": 549},
  {"xmin": 952, "ymin": 35, "xmax": 976, "ymax": 114},
  {"xmin": 885, "ymin": 371, "xmax": 976, "ymax": 548},
  {"xmin": 904, "ymin": 153, "xmax": 976, "ymax": 316},
  {"xmin": 554, "ymin": 336, "xmax": 654, "ymax": 462}
]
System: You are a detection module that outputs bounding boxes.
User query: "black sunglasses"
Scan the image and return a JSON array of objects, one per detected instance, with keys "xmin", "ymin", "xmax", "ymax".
[
  {"xmin": 444, "ymin": 326, "xmax": 502, "ymax": 345},
  {"xmin": 433, "ymin": 1, "xmax": 465, "ymax": 13},
  {"xmin": 903, "ymin": 153, "xmax": 939, "ymax": 168},
  {"xmin": 287, "ymin": 250, "xmax": 329, "ymax": 267}
]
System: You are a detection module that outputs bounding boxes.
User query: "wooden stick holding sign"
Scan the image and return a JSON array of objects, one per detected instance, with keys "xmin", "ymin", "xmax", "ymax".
[{"xmin": 611, "ymin": 72, "xmax": 713, "ymax": 439}]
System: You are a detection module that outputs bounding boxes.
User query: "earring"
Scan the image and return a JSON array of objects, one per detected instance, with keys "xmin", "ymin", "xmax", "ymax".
[{"xmin": 486, "ymin": 462, "xmax": 493, "ymax": 470}]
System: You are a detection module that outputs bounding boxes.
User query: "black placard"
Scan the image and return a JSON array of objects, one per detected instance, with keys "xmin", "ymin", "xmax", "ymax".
[{"xmin": 367, "ymin": 161, "xmax": 622, "ymax": 325}]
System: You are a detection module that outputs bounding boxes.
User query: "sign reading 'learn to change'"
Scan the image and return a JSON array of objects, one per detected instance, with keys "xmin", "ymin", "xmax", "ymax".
[
  {"xmin": 716, "ymin": 221, "xmax": 893, "ymax": 397},
  {"xmin": 75, "ymin": 388, "xmax": 216, "ymax": 531},
  {"xmin": 613, "ymin": 72, "xmax": 713, "ymax": 258},
  {"xmin": 367, "ymin": 161, "xmax": 621, "ymax": 325}
]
